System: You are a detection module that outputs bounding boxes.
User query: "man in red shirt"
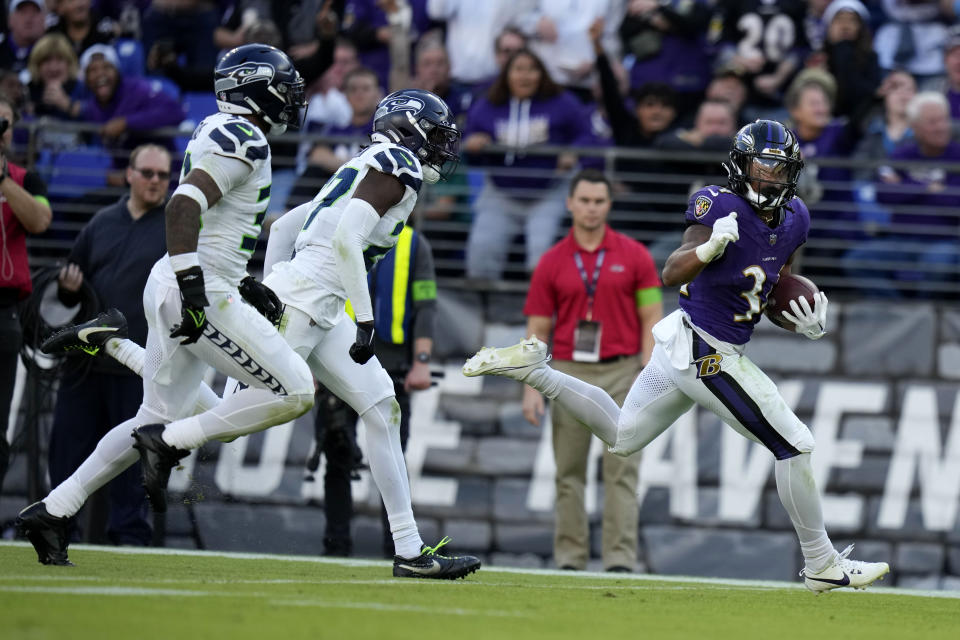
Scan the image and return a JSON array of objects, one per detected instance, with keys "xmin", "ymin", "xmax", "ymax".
[
  {"xmin": 522, "ymin": 169, "xmax": 662, "ymax": 572},
  {"xmin": 0, "ymin": 92, "xmax": 52, "ymax": 496}
]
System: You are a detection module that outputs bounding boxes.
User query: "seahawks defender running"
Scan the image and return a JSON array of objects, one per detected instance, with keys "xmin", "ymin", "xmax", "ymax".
[
  {"xmin": 17, "ymin": 44, "xmax": 314, "ymax": 565},
  {"xmin": 261, "ymin": 88, "xmax": 479, "ymax": 578},
  {"xmin": 463, "ymin": 120, "xmax": 890, "ymax": 592}
]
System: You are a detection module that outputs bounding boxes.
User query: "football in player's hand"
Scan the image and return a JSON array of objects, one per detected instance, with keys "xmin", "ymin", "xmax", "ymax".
[{"xmin": 766, "ymin": 273, "xmax": 819, "ymax": 332}]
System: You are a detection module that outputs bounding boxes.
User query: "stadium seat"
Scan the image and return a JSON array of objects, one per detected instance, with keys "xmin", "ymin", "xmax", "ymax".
[
  {"xmin": 145, "ymin": 75, "xmax": 181, "ymax": 101},
  {"xmin": 175, "ymin": 92, "xmax": 220, "ymax": 152},
  {"xmin": 115, "ymin": 39, "xmax": 145, "ymax": 78},
  {"xmin": 37, "ymin": 146, "xmax": 113, "ymax": 200}
]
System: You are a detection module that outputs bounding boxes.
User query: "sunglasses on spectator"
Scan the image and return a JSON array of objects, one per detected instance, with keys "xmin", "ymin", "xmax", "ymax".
[{"xmin": 133, "ymin": 168, "xmax": 171, "ymax": 180}]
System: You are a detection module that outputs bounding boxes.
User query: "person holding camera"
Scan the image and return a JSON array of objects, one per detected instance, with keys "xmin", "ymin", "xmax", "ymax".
[{"xmin": 0, "ymin": 93, "xmax": 52, "ymax": 499}]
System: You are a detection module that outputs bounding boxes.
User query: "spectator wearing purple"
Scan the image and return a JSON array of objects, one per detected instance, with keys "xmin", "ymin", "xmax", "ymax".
[
  {"xmin": 45, "ymin": 0, "xmax": 114, "ymax": 58},
  {"xmin": 844, "ymin": 91, "xmax": 960, "ymax": 296},
  {"xmin": 342, "ymin": 0, "xmax": 432, "ymax": 92},
  {"xmin": 463, "ymin": 48, "xmax": 596, "ymax": 279},
  {"xmin": 619, "ymin": 0, "xmax": 712, "ymax": 120},
  {"xmin": 809, "ymin": 0, "xmax": 880, "ymax": 126},
  {"xmin": 785, "ymin": 69, "xmax": 860, "ymax": 240},
  {"xmin": 0, "ymin": 0, "xmax": 48, "ymax": 74},
  {"xmin": 74, "ymin": 44, "xmax": 184, "ymax": 181}
]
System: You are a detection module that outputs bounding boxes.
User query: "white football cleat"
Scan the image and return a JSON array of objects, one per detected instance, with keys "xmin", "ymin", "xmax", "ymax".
[
  {"xmin": 462, "ymin": 337, "xmax": 551, "ymax": 381},
  {"xmin": 801, "ymin": 544, "xmax": 890, "ymax": 593}
]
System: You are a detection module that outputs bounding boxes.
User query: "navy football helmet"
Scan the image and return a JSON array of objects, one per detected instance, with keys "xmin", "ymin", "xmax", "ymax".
[
  {"xmin": 214, "ymin": 43, "xmax": 306, "ymax": 135},
  {"xmin": 372, "ymin": 89, "xmax": 461, "ymax": 183},
  {"xmin": 725, "ymin": 120, "xmax": 803, "ymax": 211}
]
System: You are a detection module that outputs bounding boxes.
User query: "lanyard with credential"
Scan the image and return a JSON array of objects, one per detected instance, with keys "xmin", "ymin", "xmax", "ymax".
[{"xmin": 573, "ymin": 250, "xmax": 605, "ymax": 322}]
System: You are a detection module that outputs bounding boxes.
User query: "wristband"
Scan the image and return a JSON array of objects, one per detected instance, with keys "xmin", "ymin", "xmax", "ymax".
[
  {"xmin": 169, "ymin": 252, "xmax": 201, "ymax": 272},
  {"xmin": 695, "ymin": 241, "xmax": 718, "ymax": 263},
  {"xmin": 173, "ymin": 183, "xmax": 209, "ymax": 213}
]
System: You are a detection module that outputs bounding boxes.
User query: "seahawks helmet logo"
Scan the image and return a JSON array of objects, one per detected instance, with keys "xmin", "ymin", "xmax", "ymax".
[
  {"xmin": 375, "ymin": 96, "xmax": 425, "ymax": 120},
  {"xmin": 215, "ymin": 62, "xmax": 275, "ymax": 93}
]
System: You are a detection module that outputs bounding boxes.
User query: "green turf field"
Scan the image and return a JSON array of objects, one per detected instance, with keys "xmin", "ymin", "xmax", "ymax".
[{"xmin": 1, "ymin": 542, "xmax": 957, "ymax": 640}]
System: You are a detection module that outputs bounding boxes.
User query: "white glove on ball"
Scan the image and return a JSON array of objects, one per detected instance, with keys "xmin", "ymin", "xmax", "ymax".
[
  {"xmin": 695, "ymin": 212, "xmax": 739, "ymax": 263},
  {"xmin": 782, "ymin": 292, "xmax": 829, "ymax": 340}
]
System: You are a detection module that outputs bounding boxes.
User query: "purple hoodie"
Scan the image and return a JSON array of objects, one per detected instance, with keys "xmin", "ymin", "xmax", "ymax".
[
  {"xmin": 464, "ymin": 91, "xmax": 597, "ymax": 196},
  {"xmin": 80, "ymin": 76, "xmax": 185, "ymax": 131}
]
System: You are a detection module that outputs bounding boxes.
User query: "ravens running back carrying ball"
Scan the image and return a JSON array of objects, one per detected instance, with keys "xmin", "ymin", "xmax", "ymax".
[{"xmin": 464, "ymin": 120, "xmax": 889, "ymax": 592}]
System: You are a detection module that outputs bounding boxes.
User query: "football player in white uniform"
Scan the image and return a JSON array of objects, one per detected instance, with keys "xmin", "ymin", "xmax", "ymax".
[{"xmin": 17, "ymin": 44, "xmax": 315, "ymax": 565}]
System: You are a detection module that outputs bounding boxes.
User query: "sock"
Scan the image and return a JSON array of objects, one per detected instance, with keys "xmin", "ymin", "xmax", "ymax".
[
  {"xmin": 162, "ymin": 388, "xmax": 311, "ymax": 450},
  {"xmin": 524, "ymin": 366, "xmax": 621, "ymax": 446},
  {"xmin": 775, "ymin": 453, "xmax": 837, "ymax": 572},
  {"xmin": 45, "ymin": 417, "xmax": 141, "ymax": 518},
  {"xmin": 360, "ymin": 397, "xmax": 423, "ymax": 558},
  {"xmin": 105, "ymin": 338, "xmax": 145, "ymax": 377}
]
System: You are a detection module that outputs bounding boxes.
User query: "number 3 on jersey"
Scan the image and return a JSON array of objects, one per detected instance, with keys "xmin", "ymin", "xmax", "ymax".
[
  {"xmin": 734, "ymin": 266, "xmax": 766, "ymax": 322},
  {"xmin": 302, "ymin": 167, "xmax": 360, "ymax": 231}
]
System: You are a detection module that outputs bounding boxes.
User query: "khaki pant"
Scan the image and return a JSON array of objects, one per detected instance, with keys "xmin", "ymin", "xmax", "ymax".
[{"xmin": 551, "ymin": 356, "xmax": 642, "ymax": 570}]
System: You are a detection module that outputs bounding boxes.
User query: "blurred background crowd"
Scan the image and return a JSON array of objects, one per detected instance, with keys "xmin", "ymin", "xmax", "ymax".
[{"xmin": 2, "ymin": 0, "xmax": 960, "ymax": 297}]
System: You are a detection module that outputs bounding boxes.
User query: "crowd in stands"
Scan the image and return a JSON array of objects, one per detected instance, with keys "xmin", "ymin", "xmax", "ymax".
[{"xmin": 2, "ymin": 0, "xmax": 960, "ymax": 294}]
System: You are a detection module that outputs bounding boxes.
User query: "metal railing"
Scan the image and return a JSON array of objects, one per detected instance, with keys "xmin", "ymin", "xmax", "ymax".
[{"xmin": 11, "ymin": 119, "xmax": 960, "ymax": 300}]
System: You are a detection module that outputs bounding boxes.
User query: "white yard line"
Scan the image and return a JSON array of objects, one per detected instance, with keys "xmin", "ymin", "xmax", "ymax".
[{"xmin": 2, "ymin": 540, "xmax": 957, "ymax": 600}]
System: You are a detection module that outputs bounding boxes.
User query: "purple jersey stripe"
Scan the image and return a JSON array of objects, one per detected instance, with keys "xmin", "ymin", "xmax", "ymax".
[{"xmin": 691, "ymin": 332, "xmax": 800, "ymax": 460}]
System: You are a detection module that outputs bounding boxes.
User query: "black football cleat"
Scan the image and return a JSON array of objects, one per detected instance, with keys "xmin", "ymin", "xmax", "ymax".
[
  {"xmin": 15, "ymin": 502, "xmax": 74, "ymax": 566},
  {"xmin": 393, "ymin": 536, "xmax": 481, "ymax": 580},
  {"xmin": 131, "ymin": 424, "xmax": 189, "ymax": 513},
  {"xmin": 41, "ymin": 308, "xmax": 128, "ymax": 356}
]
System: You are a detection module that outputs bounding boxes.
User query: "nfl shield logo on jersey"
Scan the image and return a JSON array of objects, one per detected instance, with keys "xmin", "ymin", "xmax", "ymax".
[
  {"xmin": 694, "ymin": 195, "xmax": 712, "ymax": 218},
  {"xmin": 769, "ymin": 233, "xmax": 777, "ymax": 246}
]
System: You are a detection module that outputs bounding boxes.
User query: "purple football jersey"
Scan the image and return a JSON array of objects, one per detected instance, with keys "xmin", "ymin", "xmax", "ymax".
[{"xmin": 678, "ymin": 186, "xmax": 810, "ymax": 345}]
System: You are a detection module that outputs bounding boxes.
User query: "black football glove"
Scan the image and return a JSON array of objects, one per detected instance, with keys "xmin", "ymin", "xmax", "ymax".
[
  {"xmin": 170, "ymin": 265, "xmax": 209, "ymax": 345},
  {"xmin": 239, "ymin": 276, "xmax": 283, "ymax": 325},
  {"xmin": 349, "ymin": 321, "xmax": 375, "ymax": 364}
]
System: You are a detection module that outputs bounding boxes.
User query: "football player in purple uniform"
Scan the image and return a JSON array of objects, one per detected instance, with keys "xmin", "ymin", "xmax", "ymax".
[{"xmin": 463, "ymin": 120, "xmax": 890, "ymax": 592}]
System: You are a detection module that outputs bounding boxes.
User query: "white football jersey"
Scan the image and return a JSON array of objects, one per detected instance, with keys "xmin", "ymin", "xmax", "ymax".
[
  {"xmin": 286, "ymin": 141, "xmax": 423, "ymax": 300},
  {"xmin": 180, "ymin": 112, "xmax": 272, "ymax": 290}
]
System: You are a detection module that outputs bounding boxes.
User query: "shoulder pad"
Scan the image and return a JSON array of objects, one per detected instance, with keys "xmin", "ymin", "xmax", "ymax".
[
  {"xmin": 364, "ymin": 142, "xmax": 423, "ymax": 193},
  {"xmin": 202, "ymin": 115, "xmax": 269, "ymax": 164}
]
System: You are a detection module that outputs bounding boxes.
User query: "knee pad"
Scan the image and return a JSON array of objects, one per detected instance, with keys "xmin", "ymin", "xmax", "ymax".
[
  {"xmin": 792, "ymin": 427, "xmax": 815, "ymax": 455},
  {"xmin": 363, "ymin": 397, "xmax": 400, "ymax": 432}
]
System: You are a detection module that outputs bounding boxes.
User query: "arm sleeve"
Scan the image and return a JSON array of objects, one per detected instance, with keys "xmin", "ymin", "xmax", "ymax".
[
  {"xmin": 411, "ymin": 234, "xmax": 437, "ymax": 340},
  {"xmin": 264, "ymin": 203, "xmax": 310, "ymax": 277},
  {"xmin": 193, "ymin": 153, "xmax": 254, "ymax": 198},
  {"xmin": 332, "ymin": 198, "xmax": 382, "ymax": 322}
]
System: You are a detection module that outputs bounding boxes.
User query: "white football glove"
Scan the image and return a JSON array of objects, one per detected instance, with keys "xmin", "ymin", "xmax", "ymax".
[
  {"xmin": 695, "ymin": 212, "xmax": 739, "ymax": 263},
  {"xmin": 782, "ymin": 292, "xmax": 829, "ymax": 340}
]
